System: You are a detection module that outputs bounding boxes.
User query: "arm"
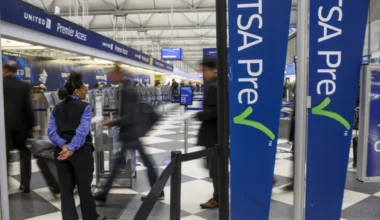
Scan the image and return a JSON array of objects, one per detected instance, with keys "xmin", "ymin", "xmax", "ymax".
[
  {"xmin": 24, "ymin": 85, "xmax": 37, "ymax": 129},
  {"xmin": 66, "ymin": 105, "xmax": 92, "ymax": 151},
  {"xmin": 196, "ymin": 85, "xmax": 217, "ymax": 121},
  {"xmin": 47, "ymin": 110, "xmax": 67, "ymax": 148},
  {"xmin": 114, "ymin": 87, "xmax": 139, "ymax": 128}
]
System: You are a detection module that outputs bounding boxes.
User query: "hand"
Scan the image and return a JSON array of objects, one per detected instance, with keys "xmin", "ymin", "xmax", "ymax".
[
  {"xmin": 57, "ymin": 145, "xmax": 74, "ymax": 160},
  {"xmin": 103, "ymin": 120, "xmax": 115, "ymax": 127},
  {"xmin": 32, "ymin": 125, "xmax": 41, "ymax": 131}
]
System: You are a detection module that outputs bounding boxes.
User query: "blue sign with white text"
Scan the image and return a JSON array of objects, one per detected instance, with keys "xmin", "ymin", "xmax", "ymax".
[
  {"xmin": 180, "ymin": 86, "xmax": 193, "ymax": 106},
  {"xmin": 367, "ymin": 70, "xmax": 380, "ymax": 177},
  {"xmin": 0, "ymin": 0, "xmax": 173, "ymax": 72},
  {"xmin": 161, "ymin": 48, "xmax": 183, "ymax": 60},
  {"xmin": 203, "ymin": 48, "xmax": 217, "ymax": 57},
  {"xmin": 228, "ymin": 0, "xmax": 292, "ymax": 219},
  {"xmin": 306, "ymin": 0, "xmax": 370, "ymax": 219}
]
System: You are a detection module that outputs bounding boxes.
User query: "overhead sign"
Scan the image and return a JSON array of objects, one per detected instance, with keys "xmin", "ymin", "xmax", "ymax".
[
  {"xmin": 203, "ymin": 48, "xmax": 217, "ymax": 57},
  {"xmin": 161, "ymin": 48, "xmax": 183, "ymax": 60},
  {"xmin": 306, "ymin": 0, "xmax": 370, "ymax": 219},
  {"xmin": 228, "ymin": 0, "xmax": 292, "ymax": 219},
  {"xmin": 180, "ymin": 86, "xmax": 193, "ymax": 106},
  {"xmin": 1, "ymin": 0, "xmax": 173, "ymax": 72}
]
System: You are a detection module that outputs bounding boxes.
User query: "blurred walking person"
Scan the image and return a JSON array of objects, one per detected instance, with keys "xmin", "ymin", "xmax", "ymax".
[
  {"xmin": 47, "ymin": 72, "xmax": 106, "ymax": 220},
  {"xmin": 171, "ymin": 79, "xmax": 179, "ymax": 100},
  {"xmin": 3, "ymin": 61, "xmax": 39, "ymax": 193},
  {"xmin": 94, "ymin": 65, "xmax": 163, "ymax": 204},
  {"xmin": 195, "ymin": 57, "xmax": 219, "ymax": 209}
]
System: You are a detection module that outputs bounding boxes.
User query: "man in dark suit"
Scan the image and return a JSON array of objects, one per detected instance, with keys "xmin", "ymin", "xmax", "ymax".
[
  {"xmin": 94, "ymin": 65, "xmax": 163, "ymax": 204},
  {"xmin": 196, "ymin": 57, "xmax": 219, "ymax": 209},
  {"xmin": 3, "ymin": 61, "xmax": 39, "ymax": 193}
]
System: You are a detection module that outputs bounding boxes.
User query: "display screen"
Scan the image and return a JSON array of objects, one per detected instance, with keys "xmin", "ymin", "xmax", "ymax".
[
  {"xmin": 180, "ymin": 86, "xmax": 193, "ymax": 106},
  {"xmin": 285, "ymin": 63, "xmax": 295, "ymax": 75},
  {"xmin": 161, "ymin": 48, "xmax": 183, "ymax": 60}
]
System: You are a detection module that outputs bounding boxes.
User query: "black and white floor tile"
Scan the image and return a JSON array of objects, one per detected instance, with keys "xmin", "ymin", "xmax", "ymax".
[{"xmin": 5, "ymin": 109, "xmax": 380, "ymax": 219}]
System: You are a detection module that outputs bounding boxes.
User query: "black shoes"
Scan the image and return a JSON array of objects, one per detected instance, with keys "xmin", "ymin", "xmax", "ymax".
[
  {"xmin": 97, "ymin": 216, "xmax": 107, "ymax": 220},
  {"xmin": 19, "ymin": 185, "xmax": 30, "ymax": 193}
]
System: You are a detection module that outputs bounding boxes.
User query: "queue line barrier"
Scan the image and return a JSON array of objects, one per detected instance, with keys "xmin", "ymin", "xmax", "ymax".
[{"xmin": 133, "ymin": 147, "xmax": 216, "ymax": 220}]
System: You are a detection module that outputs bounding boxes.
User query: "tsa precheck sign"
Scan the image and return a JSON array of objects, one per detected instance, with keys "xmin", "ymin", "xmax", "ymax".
[
  {"xmin": 228, "ymin": 0, "xmax": 292, "ymax": 219},
  {"xmin": 306, "ymin": 0, "xmax": 370, "ymax": 219}
]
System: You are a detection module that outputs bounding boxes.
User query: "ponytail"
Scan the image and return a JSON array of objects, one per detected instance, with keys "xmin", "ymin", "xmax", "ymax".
[
  {"xmin": 58, "ymin": 87, "xmax": 69, "ymax": 100},
  {"xmin": 58, "ymin": 71, "xmax": 84, "ymax": 100}
]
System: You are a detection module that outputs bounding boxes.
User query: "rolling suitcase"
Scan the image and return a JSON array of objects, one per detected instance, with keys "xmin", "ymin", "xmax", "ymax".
[
  {"xmin": 36, "ymin": 156, "xmax": 60, "ymax": 194},
  {"xmin": 26, "ymin": 139, "xmax": 60, "ymax": 194}
]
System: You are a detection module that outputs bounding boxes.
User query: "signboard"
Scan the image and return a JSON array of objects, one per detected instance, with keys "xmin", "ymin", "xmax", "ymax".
[
  {"xmin": 161, "ymin": 48, "xmax": 183, "ymax": 60},
  {"xmin": 0, "ymin": 0, "xmax": 173, "ymax": 72},
  {"xmin": 203, "ymin": 48, "xmax": 217, "ymax": 57},
  {"xmin": 357, "ymin": 65, "xmax": 380, "ymax": 182},
  {"xmin": 180, "ymin": 86, "xmax": 193, "ymax": 106},
  {"xmin": 228, "ymin": 0, "xmax": 292, "ymax": 219},
  {"xmin": 306, "ymin": 0, "xmax": 370, "ymax": 219},
  {"xmin": 366, "ymin": 69, "xmax": 380, "ymax": 177}
]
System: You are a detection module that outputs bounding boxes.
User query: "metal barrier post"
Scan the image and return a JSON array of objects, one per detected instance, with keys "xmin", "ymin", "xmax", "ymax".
[
  {"xmin": 178, "ymin": 106, "xmax": 184, "ymax": 133},
  {"xmin": 162, "ymin": 94, "xmax": 165, "ymax": 115},
  {"xmin": 215, "ymin": 0, "xmax": 230, "ymax": 218},
  {"xmin": 170, "ymin": 151, "xmax": 182, "ymax": 220},
  {"xmin": 184, "ymin": 107, "xmax": 189, "ymax": 153},
  {"xmin": 294, "ymin": 0, "xmax": 309, "ymax": 219}
]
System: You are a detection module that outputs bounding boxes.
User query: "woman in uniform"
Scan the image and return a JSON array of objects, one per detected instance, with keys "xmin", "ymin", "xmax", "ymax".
[{"xmin": 47, "ymin": 72, "xmax": 106, "ymax": 220}]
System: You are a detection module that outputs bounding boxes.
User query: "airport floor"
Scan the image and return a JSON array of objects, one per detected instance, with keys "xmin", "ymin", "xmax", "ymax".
[{"xmin": 6, "ymin": 109, "xmax": 380, "ymax": 220}]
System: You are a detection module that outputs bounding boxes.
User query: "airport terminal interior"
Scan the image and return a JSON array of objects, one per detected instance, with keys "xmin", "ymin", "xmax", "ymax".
[{"xmin": 0, "ymin": 0, "xmax": 380, "ymax": 220}]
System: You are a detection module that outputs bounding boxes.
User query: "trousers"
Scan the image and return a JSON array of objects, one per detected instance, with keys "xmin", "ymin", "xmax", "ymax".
[
  {"xmin": 7, "ymin": 149, "xmax": 32, "ymax": 189},
  {"xmin": 101, "ymin": 139, "xmax": 159, "ymax": 195},
  {"xmin": 207, "ymin": 145, "xmax": 219, "ymax": 201},
  {"xmin": 19, "ymin": 149, "xmax": 32, "ymax": 188},
  {"xmin": 55, "ymin": 146, "xmax": 98, "ymax": 220}
]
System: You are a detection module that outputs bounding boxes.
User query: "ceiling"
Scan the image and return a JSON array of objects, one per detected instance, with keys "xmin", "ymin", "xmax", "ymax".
[{"xmin": 22, "ymin": 0, "xmax": 298, "ymax": 71}]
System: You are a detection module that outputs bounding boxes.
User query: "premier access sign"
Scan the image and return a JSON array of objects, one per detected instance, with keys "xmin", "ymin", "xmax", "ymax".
[
  {"xmin": 306, "ymin": 0, "xmax": 369, "ymax": 219},
  {"xmin": 228, "ymin": 0, "xmax": 291, "ymax": 219}
]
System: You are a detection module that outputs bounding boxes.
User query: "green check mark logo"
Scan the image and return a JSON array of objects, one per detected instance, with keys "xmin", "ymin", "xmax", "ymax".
[
  {"xmin": 311, "ymin": 97, "xmax": 351, "ymax": 130},
  {"xmin": 233, "ymin": 107, "xmax": 275, "ymax": 140}
]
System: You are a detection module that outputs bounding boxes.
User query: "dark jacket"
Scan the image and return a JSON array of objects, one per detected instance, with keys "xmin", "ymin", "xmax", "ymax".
[
  {"xmin": 171, "ymin": 81, "xmax": 179, "ymax": 93},
  {"xmin": 197, "ymin": 80, "xmax": 218, "ymax": 147},
  {"xmin": 4, "ymin": 75, "xmax": 36, "ymax": 151},
  {"xmin": 115, "ymin": 79, "xmax": 143, "ymax": 141}
]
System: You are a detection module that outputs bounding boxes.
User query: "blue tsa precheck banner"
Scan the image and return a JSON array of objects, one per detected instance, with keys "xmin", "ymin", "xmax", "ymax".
[
  {"xmin": 228, "ymin": 0, "xmax": 291, "ymax": 219},
  {"xmin": 306, "ymin": 0, "xmax": 370, "ymax": 219}
]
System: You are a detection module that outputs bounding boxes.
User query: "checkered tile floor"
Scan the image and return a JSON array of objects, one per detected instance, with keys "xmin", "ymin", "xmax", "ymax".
[{"xmin": 6, "ymin": 109, "xmax": 380, "ymax": 219}]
